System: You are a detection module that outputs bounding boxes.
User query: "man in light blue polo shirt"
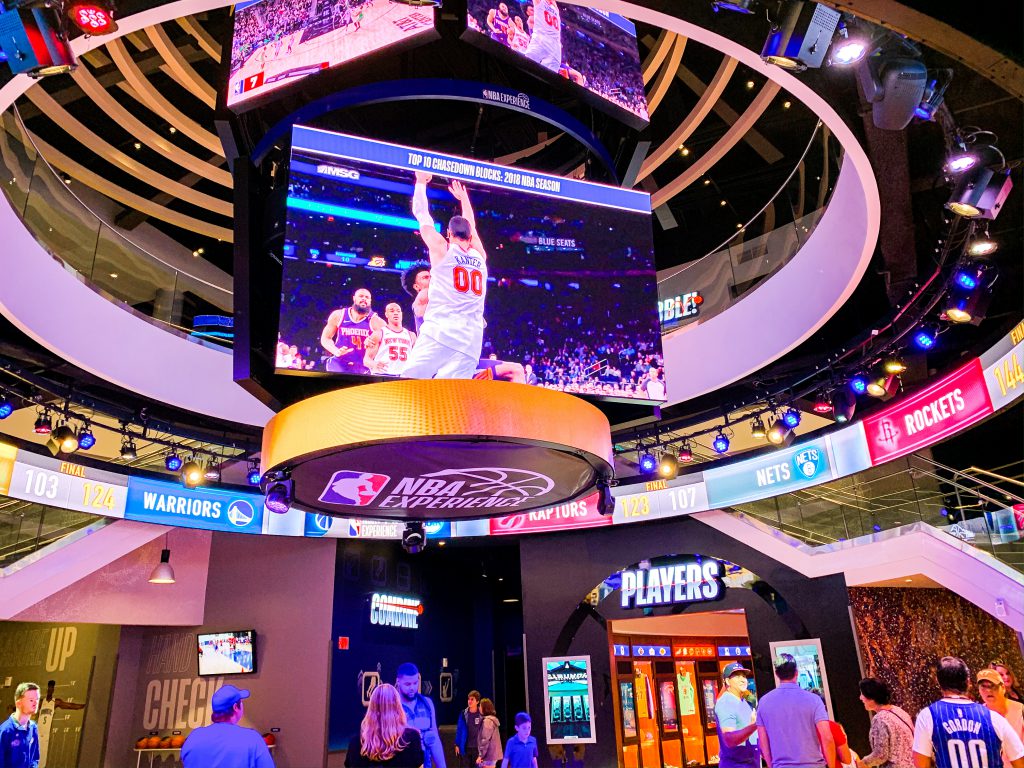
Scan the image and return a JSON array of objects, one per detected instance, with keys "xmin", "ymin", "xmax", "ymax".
[
  {"xmin": 756, "ymin": 654, "xmax": 836, "ymax": 768},
  {"xmin": 715, "ymin": 662, "xmax": 759, "ymax": 768}
]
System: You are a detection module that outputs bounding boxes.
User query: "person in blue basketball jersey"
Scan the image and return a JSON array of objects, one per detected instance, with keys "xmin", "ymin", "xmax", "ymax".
[{"xmin": 912, "ymin": 657, "xmax": 1024, "ymax": 768}]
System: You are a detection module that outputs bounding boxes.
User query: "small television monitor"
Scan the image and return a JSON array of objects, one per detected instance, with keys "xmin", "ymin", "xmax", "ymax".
[
  {"xmin": 464, "ymin": 1, "xmax": 649, "ymax": 125},
  {"xmin": 277, "ymin": 125, "xmax": 665, "ymax": 402},
  {"xmin": 227, "ymin": 0, "xmax": 437, "ymax": 109},
  {"xmin": 198, "ymin": 630, "xmax": 258, "ymax": 676}
]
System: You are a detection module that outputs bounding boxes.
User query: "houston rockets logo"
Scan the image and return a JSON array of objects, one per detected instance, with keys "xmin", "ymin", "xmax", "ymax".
[{"xmin": 319, "ymin": 471, "xmax": 390, "ymax": 506}]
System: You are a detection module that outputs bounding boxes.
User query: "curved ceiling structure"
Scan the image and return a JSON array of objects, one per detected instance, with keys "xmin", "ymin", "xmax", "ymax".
[{"xmin": 0, "ymin": 0, "xmax": 881, "ymax": 425}]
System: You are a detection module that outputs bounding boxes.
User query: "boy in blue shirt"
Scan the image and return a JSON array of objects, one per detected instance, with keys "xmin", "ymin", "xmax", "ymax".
[
  {"xmin": 0, "ymin": 682, "xmax": 41, "ymax": 768},
  {"xmin": 502, "ymin": 712, "xmax": 538, "ymax": 768}
]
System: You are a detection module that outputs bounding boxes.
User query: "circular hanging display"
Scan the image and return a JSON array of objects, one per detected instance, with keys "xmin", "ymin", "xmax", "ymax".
[{"xmin": 261, "ymin": 379, "xmax": 613, "ymax": 520}]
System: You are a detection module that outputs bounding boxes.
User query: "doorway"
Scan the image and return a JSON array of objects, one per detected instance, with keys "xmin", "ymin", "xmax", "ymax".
[{"xmin": 609, "ymin": 610, "xmax": 754, "ymax": 768}]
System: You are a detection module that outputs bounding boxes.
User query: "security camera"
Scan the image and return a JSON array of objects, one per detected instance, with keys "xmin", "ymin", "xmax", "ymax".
[{"xmin": 402, "ymin": 521, "xmax": 426, "ymax": 554}]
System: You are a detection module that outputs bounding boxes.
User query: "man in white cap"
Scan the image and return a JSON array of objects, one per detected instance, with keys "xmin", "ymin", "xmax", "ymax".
[
  {"xmin": 716, "ymin": 662, "xmax": 760, "ymax": 768},
  {"xmin": 181, "ymin": 684, "xmax": 274, "ymax": 768}
]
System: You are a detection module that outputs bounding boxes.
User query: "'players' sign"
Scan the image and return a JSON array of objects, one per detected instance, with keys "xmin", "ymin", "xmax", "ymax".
[{"xmin": 279, "ymin": 126, "xmax": 663, "ymax": 402}]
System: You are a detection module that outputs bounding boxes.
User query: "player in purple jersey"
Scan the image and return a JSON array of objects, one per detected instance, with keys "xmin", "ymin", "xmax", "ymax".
[
  {"xmin": 487, "ymin": 2, "xmax": 512, "ymax": 43},
  {"xmin": 320, "ymin": 287, "xmax": 385, "ymax": 374}
]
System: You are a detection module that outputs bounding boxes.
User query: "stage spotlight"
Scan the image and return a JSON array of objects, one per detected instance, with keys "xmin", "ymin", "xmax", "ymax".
[
  {"xmin": 204, "ymin": 466, "xmax": 221, "ymax": 482},
  {"xmin": 781, "ymin": 407, "xmax": 801, "ymax": 428},
  {"xmin": 77, "ymin": 424, "xmax": 95, "ymax": 450},
  {"xmin": 946, "ymin": 167, "xmax": 1013, "ymax": 220},
  {"xmin": 34, "ymin": 410, "xmax": 53, "ymax": 434},
  {"xmin": 0, "ymin": 398, "xmax": 12, "ymax": 419},
  {"xmin": 761, "ymin": 1, "xmax": 842, "ymax": 72},
  {"xmin": 0, "ymin": 5, "xmax": 77, "ymax": 77},
  {"xmin": 678, "ymin": 442, "xmax": 694, "ymax": 463},
  {"xmin": 711, "ymin": 432, "xmax": 730, "ymax": 454},
  {"xmin": 767, "ymin": 420, "xmax": 796, "ymax": 447},
  {"xmin": 658, "ymin": 452, "xmax": 679, "ymax": 479},
  {"xmin": 832, "ymin": 390, "xmax": 856, "ymax": 423},
  {"xmin": 401, "ymin": 521, "xmax": 426, "ymax": 554},
  {"xmin": 596, "ymin": 475, "xmax": 614, "ymax": 516},
  {"xmin": 914, "ymin": 69, "xmax": 952, "ymax": 120},
  {"xmin": 750, "ymin": 417, "xmax": 767, "ymax": 440},
  {"xmin": 262, "ymin": 472, "xmax": 293, "ymax": 512},
  {"xmin": 181, "ymin": 460, "xmax": 204, "ymax": 488},
  {"xmin": 119, "ymin": 436, "xmax": 138, "ymax": 461},
  {"xmin": 913, "ymin": 325, "xmax": 938, "ymax": 350},
  {"xmin": 866, "ymin": 374, "xmax": 898, "ymax": 399},
  {"xmin": 165, "ymin": 453, "xmax": 183, "ymax": 472},
  {"xmin": 882, "ymin": 357, "xmax": 907, "ymax": 375},
  {"xmin": 638, "ymin": 451, "xmax": 657, "ymax": 474},
  {"xmin": 945, "ymin": 260, "xmax": 997, "ymax": 325},
  {"xmin": 856, "ymin": 54, "xmax": 927, "ymax": 130},
  {"xmin": 812, "ymin": 395, "xmax": 833, "ymax": 414},
  {"xmin": 47, "ymin": 424, "xmax": 79, "ymax": 456},
  {"xmin": 712, "ymin": 0, "xmax": 755, "ymax": 12},
  {"xmin": 247, "ymin": 463, "xmax": 262, "ymax": 486},
  {"xmin": 849, "ymin": 376, "xmax": 867, "ymax": 395},
  {"xmin": 966, "ymin": 237, "xmax": 997, "ymax": 257},
  {"xmin": 946, "ymin": 153, "xmax": 978, "ymax": 173}
]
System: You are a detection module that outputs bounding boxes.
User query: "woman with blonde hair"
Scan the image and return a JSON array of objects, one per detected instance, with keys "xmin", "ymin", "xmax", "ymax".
[{"xmin": 345, "ymin": 684, "xmax": 425, "ymax": 767}]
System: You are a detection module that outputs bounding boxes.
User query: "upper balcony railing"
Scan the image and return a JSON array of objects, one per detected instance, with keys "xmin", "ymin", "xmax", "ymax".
[
  {"xmin": 732, "ymin": 454, "xmax": 1024, "ymax": 573},
  {"xmin": 658, "ymin": 121, "xmax": 843, "ymax": 334},
  {"xmin": 0, "ymin": 108, "xmax": 232, "ymax": 343}
]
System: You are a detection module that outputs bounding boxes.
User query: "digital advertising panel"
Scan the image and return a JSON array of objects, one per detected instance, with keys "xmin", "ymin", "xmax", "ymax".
[
  {"xmin": 542, "ymin": 655, "xmax": 597, "ymax": 744},
  {"xmin": 124, "ymin": 477, "xmax": 265, "ymax": 534},
  {"xmin": 703, "ymin": 439, "xmax": 834, "ymax": 508},
  {"xmin": 279, "ymin": 126, "xmax": 664, "ymax": 401},
  {"xmin": 464, "ymin": 0, "xmax": 648, "ymax": 123},
  {"xmin": 768, "ymin": 639, "xmax": 834, "ymax": 719},
  {"xmin": 862, "ymin": 359, "xmax": 993, "ymax": 466},
  {"xmin": 228, "ymin": 0, "xmax": 436, "ymax": 108}
]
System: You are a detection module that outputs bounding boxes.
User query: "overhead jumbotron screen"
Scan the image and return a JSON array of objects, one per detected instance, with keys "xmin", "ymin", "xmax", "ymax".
[
  {"xmin": 227, "ymin": 0, "xmax": 436, "ymax": 108},
  {"xmin": 277, "ymin": 125, "xmax": 666, "ymax": 402},
  {"xmin": 464, "ymin": 0, "xmax": 649, "ymax": 124}
]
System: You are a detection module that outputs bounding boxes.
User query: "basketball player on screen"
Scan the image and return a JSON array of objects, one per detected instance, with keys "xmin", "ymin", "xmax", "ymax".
[
  {"xmin": 402, "ymin": 172, "xmax": 488, "ymax": 379},
  {"xmin": 363, "ymin": 302, "xmax": 417, "ymax": 375},
  {"xmin": 401, "ymin": 262, "xmax": 526, "ymax": 383},
  {"xmin": 524, "ymin": 0, "xmax": 562, "ymax": 71},
  {"xmin": 320, "ymin": 287, "xmax": 385, "ymax": 374},
  {"xmin": 487, "ymin": 2, "xmax": 512, "ymax": 44}
]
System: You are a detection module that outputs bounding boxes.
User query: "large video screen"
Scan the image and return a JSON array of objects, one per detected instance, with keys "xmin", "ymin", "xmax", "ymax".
[
  {"xmin": 278, "ymin": 125, "xmax": 665, "ymax": 402},
  {"xmin": 464, "ymin": 1, "xmax": 648, "ymax": 123},
  {"xmin": 228, "ymin": 0, "xmax": 436, "ymax": 108}
]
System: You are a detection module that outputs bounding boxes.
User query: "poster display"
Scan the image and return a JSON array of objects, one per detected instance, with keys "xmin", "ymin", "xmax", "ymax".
[
  {"xmin": 619, "ymin": 680, "xmax": 637, "ymax": 738},
  {"xmin": 658, "ymin": 679, "xmax": 679, "ymax": 733},
  {"xmin": 542, "ymin": 656, "xmax": 597, "ymax": 744},
  {"xmin": 768, "ymin": 639, "xmax": 834, "ymax": 719}
]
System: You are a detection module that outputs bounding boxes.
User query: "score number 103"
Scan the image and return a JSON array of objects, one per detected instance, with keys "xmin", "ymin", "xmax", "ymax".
[
  {"xmin": 620, "ymin": 485, "xmax": 700, "ymax": 518},
  {"xmin": 22, "ymin": 468, "xmax": 119, "ymax": 511}
]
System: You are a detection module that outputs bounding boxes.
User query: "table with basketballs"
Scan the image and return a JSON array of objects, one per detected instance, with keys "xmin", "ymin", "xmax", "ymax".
[{"xmin": 133, "ymin": 731, "xmax": 277, "ymax": 766}]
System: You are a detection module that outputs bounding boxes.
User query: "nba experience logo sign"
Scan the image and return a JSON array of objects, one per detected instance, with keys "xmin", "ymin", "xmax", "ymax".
[{"xmin": 318, "ymin": 467, "xmax": 556, "ymax": 512}]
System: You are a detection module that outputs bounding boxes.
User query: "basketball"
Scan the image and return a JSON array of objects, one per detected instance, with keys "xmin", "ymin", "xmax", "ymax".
[
  {"xmin": 158, "ymin": 736, "xmax": 172, "ymax": 749},
  {"xmin": 263, "ymin": 733, "xmax": 277, "ymax": 746},
  {"xmin": 170, "ymin": 735, "xmax": 186, "ymax": 748},
  {"xmin": 145, "ymin": 736, "xmax": 161, "ymax": 748},
  {"xmin": 135, "ymin": 737, "xmax": 147, "ymax": 749}
]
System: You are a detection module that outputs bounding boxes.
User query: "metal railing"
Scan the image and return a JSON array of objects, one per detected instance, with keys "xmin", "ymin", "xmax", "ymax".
[
  {"xmin": 658, "ymin": 121, "xmax": 843, "ymax": 333},
  {"xmin": 731, "ymin": 454, "xmax": 1024, "ymax": 572},
  {"xmin": 0, "ymin": 497, "xmax": 111, "ymax": 570},
  {"xmin": 0, "ymin": 108, "xmax": 232, "ymax": 341}
]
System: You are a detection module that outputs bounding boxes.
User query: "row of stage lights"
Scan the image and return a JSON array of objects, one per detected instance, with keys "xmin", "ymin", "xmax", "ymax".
[{"xmin": 9, "ymin": 401, "xmax": 260, "ymax": 490}]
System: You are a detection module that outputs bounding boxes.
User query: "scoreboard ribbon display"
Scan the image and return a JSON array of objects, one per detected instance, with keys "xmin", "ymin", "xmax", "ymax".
[{"xmin": 7, "ymin": 452, "xmax": 128, "ymax": 518}]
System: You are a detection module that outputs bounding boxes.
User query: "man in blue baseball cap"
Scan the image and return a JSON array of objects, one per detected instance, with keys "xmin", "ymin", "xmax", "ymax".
[
  {"xmin": 181, "ymin": 684, "xmax": 274, "ymax": 768},
  {"xmin": 715, "ymin": 662, "xmax": 760, "ymax": 768}
]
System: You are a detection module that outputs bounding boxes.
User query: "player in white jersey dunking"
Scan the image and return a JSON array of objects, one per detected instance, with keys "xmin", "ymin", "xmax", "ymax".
[
  {"xmin": 524, "ymin": 0, "xmax": 562, "ymax": 71},
  {"xmin": 363, "ymin": 302, "xmax": 417, "ymax": 375},
  {"xmin": 402, "ymin": 172, "xmax": 488, "ymax": 379},
  {"xmin": 36, "ymin": 680, "xmax": 85, "ymax": 768}
]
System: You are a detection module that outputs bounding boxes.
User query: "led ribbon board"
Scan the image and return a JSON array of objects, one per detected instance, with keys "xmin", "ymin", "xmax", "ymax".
[
  {"xmin": 369, "ymin": 593, "xmax": 423, "ymax": 629},
  {"xmin": 619, "ymin": 559, "xmax": 724, "ymax": 609}
]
